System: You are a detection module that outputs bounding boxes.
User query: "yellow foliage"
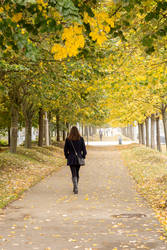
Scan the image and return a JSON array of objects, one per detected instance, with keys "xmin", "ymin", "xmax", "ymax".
[
  {"xmin": 21, "ymin": 29, "xmax": 25, "ymax": 34},
  {"xmin": 53, "ymin": 11, "xmax": 61, "ymax": 19},
  {"xmin": 84, "ymin": 10, "xmax": 115, "ymax": 46},
  {"xmin": 51, "ymin": 24, "xmax": 85, "ymax": 60},
  {"xmin": 5, "ymin": 5, "xmax": 10, "ymax": 11},
  {"xmin": 12, "ymin": 13, "xmax": 22, "ymax": 23},
  {"xmin": 0, "ymin": 7, "xmax": 4, "ymax": 13},
  {"xmin": 36, "ymin": 0, "xmax": 48, "ymax": 8}
]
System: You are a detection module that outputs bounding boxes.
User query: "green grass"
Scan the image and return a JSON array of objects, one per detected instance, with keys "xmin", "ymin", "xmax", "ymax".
[{"xmin": 0, "ymin": 145, "xmax": 65, "ymax": 209}]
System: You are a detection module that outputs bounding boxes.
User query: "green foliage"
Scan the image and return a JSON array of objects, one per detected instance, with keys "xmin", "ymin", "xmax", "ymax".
[
  {"xmin": 56, "ymin": 0, "xmax": 80, "ymax": 21},
  {"xmin": 0, "ymin": 139, "xmax": 8, "ymax": 146},
  {"xmin": 114, "ymin": 0, "xmax": 167, "ymax": 54},
  {"xmin": 0, "ymin": 60, "xmax": 29, "ymax": 72}
]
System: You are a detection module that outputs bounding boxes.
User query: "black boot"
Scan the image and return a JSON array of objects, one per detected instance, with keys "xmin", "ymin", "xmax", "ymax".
[{"xmin": 72, "ymin": 177, "xmax": 78, "ymax": 194}]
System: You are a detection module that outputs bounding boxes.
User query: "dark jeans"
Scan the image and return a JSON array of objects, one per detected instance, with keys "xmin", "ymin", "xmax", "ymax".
[{"xmin": 70, "ymin": 165, "xmax": 80, "ymax": 179}]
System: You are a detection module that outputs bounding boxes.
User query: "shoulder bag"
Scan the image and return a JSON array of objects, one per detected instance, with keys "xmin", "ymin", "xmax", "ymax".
[{"xmin": 70, "ymin": 140, "xmax": 85, "ymax": 166}]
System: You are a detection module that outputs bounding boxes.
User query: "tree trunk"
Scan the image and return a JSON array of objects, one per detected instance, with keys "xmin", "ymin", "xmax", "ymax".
[
  {"xmin": 130, "ymin": 125, "xmax": 134, "ymax": 140},
  {"xmin": 124, "ymin": 127, "xmax": 126, "ymax": 137},
  {"xmin": 44, "ymin": 112, "xmax": 49, "ymax": 146},
  {"xmin": 93, "ymin": 126, "xmax": 96, "ymax": 135},
  {"xmin": 56, "ymin": 112, "xmax": 60, "ymax": 142},
  {"xmin": 38, "ymin": 108, "xmax": 44, "ymax": 147},
  {"xmin": 122, "ymin": 127, "xmax": 126, "ymax": 137},
  {"xmin": 125, "ymin": 127, "xmax": 128, "ymax": 137},
  {"xmin": 127, "ymin": 126, "xmax": 130, "ymax": 138},
  {"xmin": 54, "ymin": 127, "xmax": 57, "ymax": 139},
  {"xmin": 85, "ymin": 126, "xmax": 88, "ymax": 143},
  {"xmin": 141, "ymin": 123, "xmax": 145, "ymax": 145},
  {"xmin": 8, "ymin": 127, "xmax": 10, "ymax": 146},
  {"xmin": 145, "ymin": 118, "xmax": 149, "ymax": 147},
  {"xmin": 138, "ymin": 123, "xmax": 142, "ymax": 144},
  {"xmin": 129, "ymin": 125, "xmax": 131, "ymax": 139},
  {"xmin": 63, "ymin": 130, "xmax": 66, "ymax": 141},
  {"xmin": 151, "ymin": 114, "xmax": 155, "ymax": 149},
  {"xmin": 22, "ymin": 100, "xmax": 35, "ymax": 149},
  {"xmin": 66, "ymin": 122, "xmax": 70, "ymax": 137},
  {"xmin": 156, "ymin": 116, "xmax": 162, "ymax": 152},
  {"xmin": 10, "ymin": 105, "xmax": 19, "ymax": 153},
  {"xmin": 89, "ymin": 126, "xmax": 92, "ymax": 136},
  {"xmin": 162, "ymin": 108, "xmax": 167, "ymax": 150},
  {"xmin": 25, "ymin": 118, "xmax": 32, "ymax": 148},
  {"xmin": 48, "ymin": 112, "xmax": 52, "ymax": 145},
  {"xmin": 82, "ymin": 124, "xmax": 84, "ymax": 136},
  {"xmin": 84, "ymin": 126, "xmax": 88, "ymax": 137}
]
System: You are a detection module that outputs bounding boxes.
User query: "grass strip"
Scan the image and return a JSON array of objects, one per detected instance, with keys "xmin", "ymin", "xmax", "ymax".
[
  {"xmin": 121, "ymin": 144, "xmax": 167, "ymax": 239},
  {"xmin": 0, "ymin": 145, "xmax": 65, "ymax": 209}
]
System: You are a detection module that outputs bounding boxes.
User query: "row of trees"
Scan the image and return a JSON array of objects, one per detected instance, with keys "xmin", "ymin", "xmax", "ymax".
[
  {"xmin": 107, "ymin": 41, "xmax": 167, "ymax": 150},
  {"xmin": 0, "ymin": 53, "xmax": 110, "ymax": 152},
  {"xmin": 122, "ymin": 117, "xmax": 162, "ymax": 152},
  {"xmin": 0, "ymin": 0, "xmax": 113, "ymax": 153},
  {"xmin": 103, "ymin": 1, "xmax": 167, "ymax": 151},
  {"xmin": 0, "ymin": 0, "xmax": 167, "ymax": 153}
]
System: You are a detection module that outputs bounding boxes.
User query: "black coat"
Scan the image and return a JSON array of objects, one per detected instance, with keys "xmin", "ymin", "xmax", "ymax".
[{"xmin": 64, "ymin": 137, "xmax": 87, "ymax": 166}]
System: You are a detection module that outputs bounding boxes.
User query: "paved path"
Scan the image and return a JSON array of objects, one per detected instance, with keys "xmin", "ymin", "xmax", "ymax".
[
  {"xmin": 86, "ymin": 141, "xmax": 138, "ymax": 146},
  {"xmin": 0, "ymin": 147, "xmax": 167, "ymax": 250}
]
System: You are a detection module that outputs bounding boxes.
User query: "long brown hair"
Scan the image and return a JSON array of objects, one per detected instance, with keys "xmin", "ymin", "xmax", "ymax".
[{"xmin": 68, "ymin": 126, "xmax": 81, "ymax": 141}]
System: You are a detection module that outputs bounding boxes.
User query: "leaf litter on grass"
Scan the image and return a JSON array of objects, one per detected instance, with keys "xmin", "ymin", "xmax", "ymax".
[
  {"xmin": 121, "ymin": 145, "xmax": 167, "ymax": 238},
  {"xmin": 0, "ymin": 146, "xmax": 65, "ymax": 209}
]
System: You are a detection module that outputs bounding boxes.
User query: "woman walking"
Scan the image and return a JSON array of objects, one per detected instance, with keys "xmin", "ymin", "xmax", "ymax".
[{"xmin": 64, "ymin": 126, "xmax": 87, "ymax": 194}]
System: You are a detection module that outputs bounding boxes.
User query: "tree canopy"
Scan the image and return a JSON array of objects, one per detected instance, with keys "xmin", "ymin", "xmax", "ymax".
[{"xmin": 0, "ymin": 0, "xmax": 167, "ymax": 152}]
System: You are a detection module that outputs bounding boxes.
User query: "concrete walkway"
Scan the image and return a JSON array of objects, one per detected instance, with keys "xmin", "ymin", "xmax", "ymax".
[
  {"xmin": 0, "ymin": 147, "xmax": 167, "ymax": 250},
  {"xmin": 86, "ymin": 141, "xmax": 138, "ymax": 146}
]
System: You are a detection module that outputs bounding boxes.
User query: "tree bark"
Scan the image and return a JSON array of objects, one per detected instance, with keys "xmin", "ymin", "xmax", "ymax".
[
  {"xmin": 156, "ymin": 116, "xmax": 162, "ymax": 152},
  {"xmin": 48, "ymin": 112, "xmax": 52, "ymax": 145},
  {"xmin": 89, "ymin": 126, "xmax": 92, "ymax": 136},
  {"xmin": 10, "ymin": 105, "xmax": 19, "ymax": 153},
  {"xmin": 151, "ymin": 114, "xmax": 155, "ymax": 149},
  {"xmin": 49, "ymin": 129, "xmax": 52, "ymax": 145},
  {"xmin": 124, "ymin": 127, "xmax": 126, "ymax": 137},
  {"xmin": 125, "ymin": 127, "xmax": 128, "ymax": 137},
  {"xmin": 141, "ymin": 123, "xmax": 145, "ymax": 145},
  {"xmin": 161, "ymin": 106, "xmax": 167, "ymax": 150},
  {"xmin": 63, "ymin": 130, "xmax": 66, "ymax": 141},
  {"xmin": 122, "ymin": 127, "xmax": 126, "ymax": 137},
  {"xmin": 145, "ymin": 118, "xmax": 149, "ymax": 147},
  {"xmin": 44, "ymin": 112, "xmax": 49, "ymax": 146},
  {"xmin": 56, "ymin": 112, "xmax": 60, "ymax": 142},
  {"xmin": 82, "ymin": 124, "xmax": 84, "ymax": 136},
  {"xmin": 38, "ymin": 108, "xmax": 44, "ymax": 147},
  {"xmin": 138, "ymin": 123, "xmax": 142, "ymax": 144},
  {"xmin": 84, "ymin": 126, "xmax": 88, "ymax": 137},
  {"xmin": 131, "ymin": 125, "xmax": 134, "ymax": 140},
  {"xmin": 23, "ymin": 102, "xmax": 35, "ymax": 149},
  {"xmin": 127, "ymin": 126, "xmax": 130, "ymax": 138},
  {"xmin": 92, "ymin": 126, "xmax": 96, "ymax": 135},
  {"xmin": 8, "ymin": 127, "xmax": 10, "ymax": 146},
  {"xmin": 85, "ymin": 126, "xmax": 88, "ymax": 143},
  {"xmin": 25, "ymin": 118, "xmax": 32, "ymax": 148},
  {"xmin": 129, "ymin": 125, "xmax": 134, "ymax": 140},
  {"xmin": 54, "ymin": 127, "xmax": 57, "ymax": 140},
  {"xmin": 66, "ymin": 122, "xmax": 70, "ymax": 137}
]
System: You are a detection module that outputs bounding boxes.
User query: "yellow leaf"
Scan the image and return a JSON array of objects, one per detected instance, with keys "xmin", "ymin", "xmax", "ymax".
[{"xmin": 12, "ymin": 13, "xmax": 22, "ymax": 23}]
